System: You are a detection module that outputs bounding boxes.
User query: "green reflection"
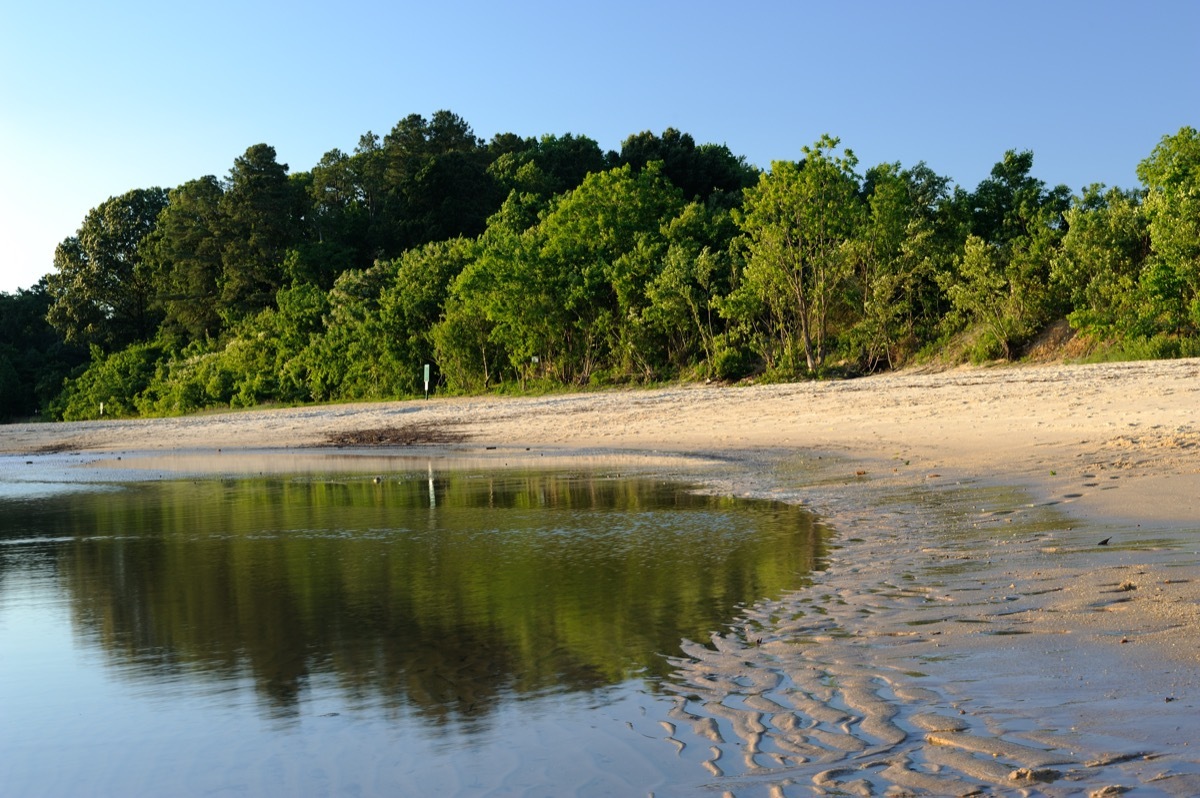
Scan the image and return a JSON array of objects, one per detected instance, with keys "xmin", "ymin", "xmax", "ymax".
[{"xmin": 2, "ymin": 471, "xmax": 824, "ymax": 726}]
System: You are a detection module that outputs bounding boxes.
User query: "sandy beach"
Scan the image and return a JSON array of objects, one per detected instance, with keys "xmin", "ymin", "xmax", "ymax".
[{"xmin": 4, "ymin": 358, "xmax": 1200, "ymax": 795}]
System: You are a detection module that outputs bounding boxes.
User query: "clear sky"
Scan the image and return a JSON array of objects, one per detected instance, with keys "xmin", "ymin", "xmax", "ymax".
[{"xmin": 2, "ymin": 0, "xmax": 1197, "ymax": 294}]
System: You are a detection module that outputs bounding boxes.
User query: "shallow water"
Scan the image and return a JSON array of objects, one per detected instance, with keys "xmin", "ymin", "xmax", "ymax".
[{"xmin": 0, "ymin": 466, "xmax": 824, "ymax": 796}]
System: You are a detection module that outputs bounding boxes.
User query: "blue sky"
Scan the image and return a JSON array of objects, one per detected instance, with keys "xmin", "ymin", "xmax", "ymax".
[{"xmin": 2, "ymin": 0, "xmax": 1197, "ymax": 294}]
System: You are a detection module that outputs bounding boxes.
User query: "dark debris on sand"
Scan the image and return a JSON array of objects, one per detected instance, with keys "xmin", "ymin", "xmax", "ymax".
[{"xmin": 322, "ymin": 421, "xmax": 469, "ymax": 447}]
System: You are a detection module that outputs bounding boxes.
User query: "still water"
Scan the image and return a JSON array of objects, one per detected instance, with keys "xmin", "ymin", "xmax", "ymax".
[{"xmin": 0, "ymin": 466, "xmax": 823, "ymax": 796}]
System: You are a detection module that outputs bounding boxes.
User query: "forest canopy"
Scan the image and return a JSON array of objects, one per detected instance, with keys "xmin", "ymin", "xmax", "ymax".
[{"xmin": 3, "ymin": 111, "xmax": 1199, "ymax": 422}]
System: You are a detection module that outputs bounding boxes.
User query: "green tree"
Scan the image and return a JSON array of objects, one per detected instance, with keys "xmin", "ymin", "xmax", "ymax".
[
  {"xmin": 966, "ymin": 150, "xmax": 1070, "ymax": 245},
  {"xmin": 380, "ymin": 240, "xmax": 475, "ymax": 372},
  {"xmin": 730, "ymin": 135, "xmax": 864, "ymax": 373},
  {"xmin": 940, "ymin": 150, "xmax": 1070, "ymax": 358},
  {"xmin": 843, "ymin": 163, "xmax": 947, "ymax": 370},
  {"xmin": 296, "ymin": 133, "xmax": 398, "ymax": 285},
  {"xmin": 941, "ymin": 226, "xmax": 1061, "ymax": 359},
  {"xmin": 527, "ymin": 162, "xmax": 683, "ymax": 382},
  {"xmin": 300, "ymin": 260, "xmax": 398, "ymax": 402},
  {"xmin": 488, "ymin": 133, "xmax": 607, "ymax": 205},
  {"xmin": 0, "ymin": 282, "xmax": 86, "ymax": 420},
  {"xmin": 643, "ymin": 200, "xmax": 738, "ymax": 374},
  {"xmin": 377, "ymin": 111, "xmax": 498, "ymax": 252},
  {"xmin": 435, "ymin": 164, "xmax": 684, "ymax": 388},
  {"xmin": 45, "ymin": 188, "xmax": 169, "ymax": 350},
  {"xmin": 1135, "ymin": 126, "xmax": 1200, "ymax": 333},
  {"xmin": 219, "ymin": 144, "xmax": 298, "ymax": 321},
  {"xmin": 136, "ymin": 282, "xmax": 331, "ymax": 414},
  {"xmin": 1051, "ymin": 185, "xmax": 1149, "ymax": 337},
  {"xmin": 617, "ymin": 128, "xmax": 759, "ymax": 204},
  {"xmin": 350, "ymin": 131, "xmax": 389, "ymax": 254},
  {"xmin": 432, "ymin": 289, "xmax": 501, "ymax": 393},
  {"xmin": 53, "ymin": 341, "xmax": 165, "ymax": 420},
  {"xmin": 431, "ymin": 210, "xmax": 539, "ymax": 392},
  {"xmin": 298, "ymin": 239, "xmax": 475, "ymax": 401},
  {"xmin": 285, "ymin": 168, "xmax": 356, "ymax": 289},
  {"xmin": 143, "ymin": 176, "xmax": 227, "ymax": 343},
  {"xmin": 942, "ymin": 236, "xmax": 1015, "ymax": 358}
]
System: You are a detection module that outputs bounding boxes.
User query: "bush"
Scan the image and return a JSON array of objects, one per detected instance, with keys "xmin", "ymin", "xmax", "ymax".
[
  {"xmin": 711, "ymin": 334, "xmax": 754, "ymax": 381},
  {"xmin": 1085, "ymin": 333, "xmax": 1200, "ymax": 363},
  {"xmin": 967, "ymin": 331, "xmax": 1006, "ymax": 364},
  {"xmin": 55, "ymin": 343, "xmax": 164, "ymax": 420}
]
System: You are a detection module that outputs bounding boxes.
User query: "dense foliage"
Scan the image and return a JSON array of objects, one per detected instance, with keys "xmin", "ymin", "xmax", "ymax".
[
  {"xmin": 0, "ymin": 283, "xmax": 87, "ymax": 421},
  {"xmin": 3, "ymin": 112, "xmax": 1199, "ymax": 421}
]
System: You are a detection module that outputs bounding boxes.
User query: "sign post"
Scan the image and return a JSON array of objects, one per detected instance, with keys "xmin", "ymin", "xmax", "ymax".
[{"xmin": 423, "ymin": 364, "xmax": 431, "ymax": 399}]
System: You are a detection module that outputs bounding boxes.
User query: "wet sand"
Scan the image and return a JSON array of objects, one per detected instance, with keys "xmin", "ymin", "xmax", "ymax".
[{"xmin": 4, "ymin": 358, "xmax": 1200, "ymax": 795}]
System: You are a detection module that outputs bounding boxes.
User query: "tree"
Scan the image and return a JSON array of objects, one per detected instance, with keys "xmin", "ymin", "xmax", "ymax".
[
  {"xmin": 939, "ymin": 150, "xmax": 1071, "ymax": 358},
  {"xmin": 296, "ymin": 238, "xmax": 477, "ymax": 401},
  {"xmin": 643, "ymin": 200, "xmax": 738, "ymax": 374},
  {"xmin": 377, "ymin": 111, "xmax": 498, "ymax": 252},
  {"xmin": 142, "ymin": 176, "xmax": 226, "ymax": 343},
  {"xmin": 966, "ymin": 150, "xmax": 1070, "ymax": 245},
  {"xmin": 296, "ymin": 254, "xmax": 397, "ymax": 402},
  {"xmin": 432, "ymin": 229, "xmax": 524, "ymax": 392},
  {"xmin": 941, "ymin": 222, "xmax": 1062, "ymax": 360},
  {"xmin": 219, "ymin": 144, "xmax": 298, "ymax": 320},
  {"xmin": 731, "ymin": 135, "xmax": 864, "ymax": 372},
  {"xmin": 942, "ymin": 236, "xmax": 1017, "ymax": 359},
  {"xmin": 289, "ymin": 159, "xmax": 361, "ymax": 287},
  {"xmin": 434, "ymin": 163, "xmax": 684, "ymax": 388},
  {"xmin": 374, "ymin": 238, "xmax": 477, "ymax": 394},
  {"xmin": 488, "ymin": 133, "xmax": 607, "ymax": 200},
  {"xmin": 407, "ymin": 148, "xmax": 498, "ymax": 244},
  {"xmin": 1136, "ymin": 126, "xmax": 1200, "ymax": 333},
  {"xmin": 1051, "ymin": 185, "xmax": 1149, "ymax": 337},
  {"xmin": 0, "ymin": 282, "xmax": 87, "ymax": 420},
  {"xmin": 432, "ymin": 288, "xmax": 501, "ymax": 393},
  {"xmin": 308, "ymin": 147, "xmax": 357, "ymax": 235},
  {"xmin": 843, "ymin": 163, "xmax": 946, "ymax": 370},
  {"xmin": 530, "ymin": 162, "xmax": 683, "ymax": 381},
  {"xmin": 45, "ymin": 188, "xmax": 169, "ymax": 350},
  {"xmin": 351, "ymin": 131, "xmax": 389, "ymax": 253},
  {"xmin": 616, "ymin": 128, "xmax": 758, "ymax": 203},
  {"xmin": 53, "ymin": 340, "xmax": 165, "ymax": 420}
]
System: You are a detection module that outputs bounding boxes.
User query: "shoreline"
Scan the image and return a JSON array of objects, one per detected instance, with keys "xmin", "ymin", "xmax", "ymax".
[
  {"xmin": 7, "ymin": 358, "xmax": 1200, "ymax": 545},
  {"xmin": 5, "ymin": 358, "xmax": 1199, "ymax": 521},
  {"xmin": 4, "ymin": 359, "xmax": 1200, "ymax": 793}
]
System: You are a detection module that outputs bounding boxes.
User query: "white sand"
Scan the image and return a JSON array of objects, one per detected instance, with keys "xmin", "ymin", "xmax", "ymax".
[{"xmin": 5, "ymin": 358, "xmax": 1200, "ymax": 794}]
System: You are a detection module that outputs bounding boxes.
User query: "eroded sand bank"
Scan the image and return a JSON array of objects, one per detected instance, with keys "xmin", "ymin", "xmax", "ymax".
[{"xmin": 4, "ymin": 358, "xmax": 1200, "ymax": 795}]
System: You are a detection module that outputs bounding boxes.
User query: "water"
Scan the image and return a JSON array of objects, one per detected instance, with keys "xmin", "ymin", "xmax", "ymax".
[{"xmin": 0, "ymin": 466, "xmax": 823, "ymax": 796}]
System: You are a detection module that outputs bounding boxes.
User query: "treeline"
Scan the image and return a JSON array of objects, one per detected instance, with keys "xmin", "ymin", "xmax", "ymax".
[{"xmin": 3, "ymin": 112, "xmax": 1199, "ymax": 421}]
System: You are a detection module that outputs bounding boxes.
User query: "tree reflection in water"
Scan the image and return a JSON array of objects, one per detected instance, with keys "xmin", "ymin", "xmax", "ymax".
[{"xmin": 9, "ymin": 471, "xmax": 825, "ymax": 729}]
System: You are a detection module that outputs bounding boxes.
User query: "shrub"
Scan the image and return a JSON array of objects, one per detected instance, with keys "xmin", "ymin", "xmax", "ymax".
[
  {"xmin": 55, "ymin": 343, "xmax": 164, "ymax": 420},
  {"xmin": 711, "ymin": 334, "xmax": 754, "ymax": 381}
]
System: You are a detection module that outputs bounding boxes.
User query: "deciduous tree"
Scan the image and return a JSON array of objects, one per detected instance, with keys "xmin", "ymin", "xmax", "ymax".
[
  {"xmin": 844, "ymin": 163, "xmax": 942, "ymax": 370},
  {"xmin": 940, "ymin": 150, "xmax": 1070, "ymax": 358},
  {"xmin": 1136, "ymin": 126, "xmax": 1200, "ymax": 333},
  {"xmin": 1051, "ymin": 185, "xmax": 1148, "ymax": 337},
  {"xmin": 731, "ymin": 135, "xmax": 863, "ymax": 372},
  {"xmin": 46, "ymin": 188, "xmax": 168, "ymax": 350}
]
